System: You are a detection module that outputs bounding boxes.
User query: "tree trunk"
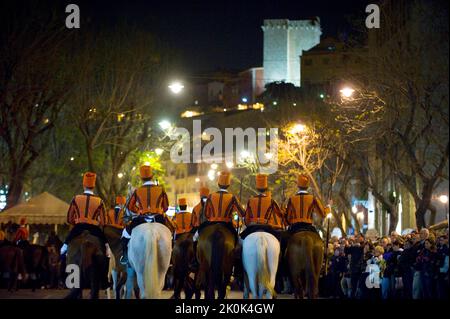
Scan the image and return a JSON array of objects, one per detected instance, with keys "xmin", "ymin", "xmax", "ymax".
[
  {"xmin": 415, "ymin": 181, "xmax": 435, "ymax": 230},
  {"xmin": 388, "ymin": 205, "xmax": 399, "ymax": 234},
  {"xmin": 5, "ymin": 170, "xmax": 25, "ymax": 209}
]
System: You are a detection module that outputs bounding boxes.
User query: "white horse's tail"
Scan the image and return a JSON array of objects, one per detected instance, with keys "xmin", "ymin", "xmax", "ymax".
[
  {"xmin": 143, "ymin": 229, "xmax": 160, "ymax": 299},
  {"xmin": 244, "ymin": 232, "xmax": 280, "ymax": 299},
  {"xmin": 255, "ymin": 236, "xmax": 272, "ymax": 297}
]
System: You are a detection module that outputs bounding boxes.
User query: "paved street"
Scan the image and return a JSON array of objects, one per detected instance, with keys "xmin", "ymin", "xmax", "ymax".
[{"xmin": 0, "ymin": 289, "xmax": 295, "ymax": 299}]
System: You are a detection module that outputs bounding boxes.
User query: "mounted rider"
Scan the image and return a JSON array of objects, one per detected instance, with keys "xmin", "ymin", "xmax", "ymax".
[
  {"xmin": 119, "ymin": 164, "xmax": 170, "ymax": 265},
  {"xmin": 173, "ymin": 198, "xmax": 193, "ymax": 239},
  {"xmin": 240, "ymin": 174, "xmax": 285, "ymax": 241},
  {"xmin": 191, "ymin": 186, "xmax": 209, "ymax": 233},
  {"xmin": 285, "ymin": 174, "xmax": 330, "ymax": 235},
  {"xmin": 60, "ymin": 172, "xmax": 112, "ymax": 257},
  {"xmin": 106, "ymin": 195, "xmax": 127, "ymax": 229},
  {"xmin": 14, "ymin": 217, "xmax": 29, "ymax": 245},
  {"xmin": 200, "ymin": 171, "xmax": 245, "ymax": 243}
]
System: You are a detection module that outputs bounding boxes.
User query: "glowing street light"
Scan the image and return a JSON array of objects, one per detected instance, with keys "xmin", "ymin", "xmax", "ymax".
[
  {"xmin": 289, "ymin": 123, "xmax": 307, "ymax": 135},
  {"xmin": 70, "ymin": 157, "xmax": 74, "ymax": 161},
  {"xmin": 240, "ymin": 150, "xmax": 250, "ymax": 160},
  {"xmin": 195, "ymin": 177, "xmax": 200, "ymax": 183},
  {"xmin": 211, "ymin": 163, "xmax": 218, "ymax": 170},
  {"xmin": 439, "ymin": 195, "xmax": 449, "ymax": 204},
  {"xmin": 117, "ymin": 173, "xmax": 124, "ymax": 179},
  {"xmin": 155, "ymin": 148, "xmax": 164, "ymax": 156},
  {"xmin": 340, "ymin": 87, "xmax": 355, "ymax": 98},
  {"xmin": 226, "ymin": 161, "xmax": 234, "ymax": 169},
  {"xmin": 168, "ymin": 82, "xmax": 184, "ymax": 94},
  {"xmin": 159, "ymin": 120, "xmax": 172, "ymax": 130}
]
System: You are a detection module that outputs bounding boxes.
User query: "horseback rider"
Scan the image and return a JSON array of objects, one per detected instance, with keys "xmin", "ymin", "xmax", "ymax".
[
  {"xmin": 285, "ymin": 174, "xmax": 330, "ymax": 235},
  {"xmin": 240, "ymin": 174, "xmax": 284, "ymax": 241},
  {"xmin": 200, "ymin": 171, "xmax": 245, "ymax": 243},
  {"xmin": 14, "ymin": 217, "xmax": 29, "ymax": 245},
  {"xmin": 191, "ymin": 186, "xmax": 209, "ymax": 233},
  {"xmin": 189, "ymin": 186, "xmax": 209, "ymax": 270},
  {"xmin": 173, "ymin": 198, "xmax": 193, "ymax": 239},
  {"xmin": 119, "ymin": 164, "xmax": 170, "ymax": 265},
  {"xmin": 60, "ymin": 172, "xmax": 112, "ymax": 257},
  {"xmin": 106, "ymin": 195, "xmax": 127, "ymax": 229}
]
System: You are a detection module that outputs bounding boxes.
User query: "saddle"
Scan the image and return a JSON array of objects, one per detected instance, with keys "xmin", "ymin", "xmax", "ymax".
[{"xmin": 289, "ymin": 223, "xmax": 320, "ymax": 236}]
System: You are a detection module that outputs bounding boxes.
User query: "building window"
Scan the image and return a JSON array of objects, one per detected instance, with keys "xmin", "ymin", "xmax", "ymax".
[{"xmin": 304, "ymin": 59, "xmax": 312, "ymax": 66}]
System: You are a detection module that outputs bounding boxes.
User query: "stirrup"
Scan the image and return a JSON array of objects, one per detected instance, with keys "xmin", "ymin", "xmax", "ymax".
[{"xmin": 119, "ymin": 255, "xmax": 128, "ymax": 265}]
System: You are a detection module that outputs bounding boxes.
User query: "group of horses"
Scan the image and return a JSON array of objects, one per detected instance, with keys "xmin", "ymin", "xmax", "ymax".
[
  {"xmin": 0, "ymin": 221, "xmax": 325, "ymax": 299},
  {"xmin": 67, "ymin": 221, "xmax": 324, "ymax": 299},
  {"xmin": 0, "ymin": 227, "xmax": 55, "ymax": 292}
]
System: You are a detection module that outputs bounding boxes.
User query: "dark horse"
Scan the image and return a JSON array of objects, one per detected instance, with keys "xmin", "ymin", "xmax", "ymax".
[
  {"xmin": 286, "ymin": 231, "xmax": 324, "ymax": 299},
  {"xmin": 0, "ymin": 244, "xmax": 26, "ymax": 291},
  {"xmin": 103, "ymin": 225, "xmax": 128, "ymax": 299},
  {"xmin": 195, "ymin": 223, "xmax": 236, "ymax": 299},
  {"xmin": 65, "ymin": 231, "xmax": 109, "ymax": 299},
  {"xmin": 18, "ymin": 241, "xmax": 49, "ymax": 291},
  {"xmin": 171, "ymin": 232, "xmax": 200, "ymax": 299}
]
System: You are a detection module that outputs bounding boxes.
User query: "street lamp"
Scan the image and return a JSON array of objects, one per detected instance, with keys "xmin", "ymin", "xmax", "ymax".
[
  {"xmin": 439, "ymin": 195, "xmax": 449, "ymax": 228},
  {"xmin": 155, "ymin": 148, "xmax": 164, "ymax": 156},
  {"xmin": 340, "ymin": 87, "xmax": 355, "ymax": 98},
  {"xmin": 439, "ymin": 195, "xmax": 448, "ymax": 204},
  {"xmin": 168, "ymin": 81, "xmax": 184, "ymax": 94},
  {"xmin": 159, "ymin": 120, "xmax": 172, "ymax": 130},
  {"xmin": 289, "ymin": 123, "xmax": 306, "ymax": 135},
  {"xmin": 226, "ymin": 161, "xmax": 234, "ymax": 169}
]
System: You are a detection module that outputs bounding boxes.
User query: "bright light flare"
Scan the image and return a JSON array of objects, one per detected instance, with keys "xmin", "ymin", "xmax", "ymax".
[
  {"xmin": 159, "ymin": 120, "xmax": 172, "ymax": 130},
  {"xmin": 439, "ymin": 195, "xmax": 449, "ymax": 204},
  {"xmin": 289, "ymin": 123, "xmax": 306, "ymax": 134},
  {"xmin": 340, "ymin": 87, "xmax": 355, "ymax": 98},
  {"xmin": 168, "ymin": 82, "xmax": 184, "ymax": 94}
]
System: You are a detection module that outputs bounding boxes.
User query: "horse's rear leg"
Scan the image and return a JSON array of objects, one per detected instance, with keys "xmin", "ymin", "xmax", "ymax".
[
  {"xmin": 218, "ymin": 273, "xmax": 231, "ymax": 299},
  {"xmin": 173, "ymin": 275, "xmax": 183, "ymax": 299},
  {"xmin": 205, "ymin": 271, "xmax": 215, "ymax": 299}
]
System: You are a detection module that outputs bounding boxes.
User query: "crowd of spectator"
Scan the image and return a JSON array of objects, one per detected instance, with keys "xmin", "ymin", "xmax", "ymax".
[{"xmin": 321, "ymin": 228, "xmax": 449, "ymax": 299}]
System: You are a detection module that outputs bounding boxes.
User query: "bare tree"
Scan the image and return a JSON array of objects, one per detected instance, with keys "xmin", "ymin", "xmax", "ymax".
[
  {"xmin": 0, "ymin": 5, "xmax": 72, "ymax": 207},
  {"xmin": 68, "ymin": 26, "xmax": 169, "ymax": 207}
]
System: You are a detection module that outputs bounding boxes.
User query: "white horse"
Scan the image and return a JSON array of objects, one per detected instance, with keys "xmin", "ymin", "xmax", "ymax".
[
  {"xmin": 128, "ymin": 222, "xmax": 172, "ymax": 299},
  {"xmin": 242, "ymin": 231, "xmax": 280, "ymax": 299}
]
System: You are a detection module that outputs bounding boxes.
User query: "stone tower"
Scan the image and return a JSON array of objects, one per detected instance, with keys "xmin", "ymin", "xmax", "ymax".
[{"xmin": 262, "ymin": 19, "xmax": 321, "ymax": 87}]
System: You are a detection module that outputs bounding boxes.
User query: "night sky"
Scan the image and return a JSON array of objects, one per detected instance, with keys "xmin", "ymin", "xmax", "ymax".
[{"xmin": 70, "ymin": 0, "xmax": 370, "ymax": 74}]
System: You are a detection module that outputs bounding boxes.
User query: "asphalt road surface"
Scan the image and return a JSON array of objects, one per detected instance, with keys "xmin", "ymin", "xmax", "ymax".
[{"xmin": 0, "ymin": 289, "xmax": 295, "ymax": 299}]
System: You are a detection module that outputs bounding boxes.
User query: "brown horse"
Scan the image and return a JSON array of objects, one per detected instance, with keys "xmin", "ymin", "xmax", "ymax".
[
  {"xmin": 103, "ymin": 226, "xmax": 128, "ymax": 299},
  {"xmin": 195, "ymin": 223, "xmax": 236, "ymax": 299},
  {"xmin": 171, "ymin": 232, "xmax": 200, "ymax": 299},
  {"xmin": 0, "ymin": 245, "xmax": 26, "ymax": 291},
  {"xmin": 18, "ymin": 242, "xmax": 49, "ymax": 291},
  {"xmin": 65, "ymin": 231, "xmax": 109, "ymax": 299},
  {"xmin": 286, "ymin": 231, "xmax": 324, "ymax": 299}
]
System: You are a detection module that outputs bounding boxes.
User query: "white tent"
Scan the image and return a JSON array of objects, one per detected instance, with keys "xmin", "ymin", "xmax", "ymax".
[{"xmin": 0, "ymin": 192, "xmax": 69, "ymax": 225}]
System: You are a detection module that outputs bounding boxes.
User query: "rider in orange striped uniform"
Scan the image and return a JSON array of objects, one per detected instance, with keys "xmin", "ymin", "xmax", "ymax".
[
  {"xmin": 173, "ymin": 198, "xmax": 192, "ymax": 239},
  {"xmin": 285, "ymin": 174, "xmax": 330, "ymax": 234},
  {"xmin": 106, "ymin": 195, "xmax": 127, "ymax": 229},
  {"xmin": 14, "ymin": 218, "xmax": 29, "ymax": 244},
  {"xmin": 240, "ymin": 174, "xmax": 284, "ymax": 240},
  {"xmin": 60, "ymin": 172, "xmax": 111, "ymax": 257},
  {"xmin": 120, "ymin": 164, "xmax": 170, "ymax": 265},
  {"xmin": 191, "ymin": 186, "xmax": 209, "ymax": 232},
  {"xmin": 200, "ymin": 171, "xmax": 245, "ymax": 242}
]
